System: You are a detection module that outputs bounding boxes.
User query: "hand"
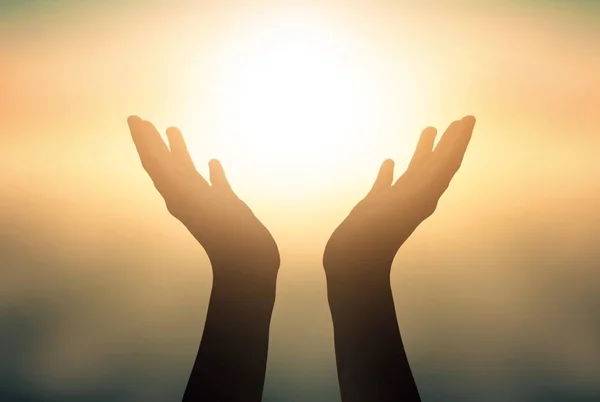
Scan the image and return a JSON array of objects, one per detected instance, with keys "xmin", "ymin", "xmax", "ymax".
[
  {"xmin": 127, "ymin": 116, "xmax": 280, "ymax": 284},
  {"xmin": 323, "ymin": 116, "xmax": 476, "ymax": 283}
]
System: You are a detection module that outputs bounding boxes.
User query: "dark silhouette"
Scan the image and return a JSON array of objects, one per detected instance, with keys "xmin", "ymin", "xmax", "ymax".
[
  {"xmin": 323, "ymin": 115, "xmax": 476, "ymax": 402},
  {"xmin": 127, "ymin": 114, "xmax": 475, "ymax": 402},
  {"xmin": 127, "ymin": 116, "xmax": 280, "ymax": 402}
]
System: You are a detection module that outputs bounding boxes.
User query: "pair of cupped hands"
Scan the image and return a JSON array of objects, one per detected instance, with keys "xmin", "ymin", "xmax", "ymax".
[{"xmin": 127, "ymin": 115, "xmax": 476, "ymax": 289}]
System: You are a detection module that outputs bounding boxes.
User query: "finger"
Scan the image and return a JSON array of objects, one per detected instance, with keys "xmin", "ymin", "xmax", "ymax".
[
  {"xmin": 431, "ymin": 119, "xmax": 462, "ymax": 158},
  {"xmin": 166, "ymin": 126, "xmax": 197, "ymax": 171},
  {"xmin": 439, "ymin": 115, "xmax": 475, "ymax": 170},
  {"xmin": 451, "ymin": 115, "xmax": 476, "ymax": 166},
  {"xmin": 369, "ymin": 159, "xmax": 395, "ymax": 194},
  {"xmin": 209, "ymin": 159, "xmax": 234, "ymax": 193},
  {"xmin": 407, "ymin": 126, "xmax": 437, "ymax": 170},
  {"xmin": 165, "ymin": 127, "xmax": 210, "ymax": 188},
  {"xmin": 431, "ymin": 115, "xmax": 476, "ymax": 191},
  {"xmin": 127, "ymin": 116, "xmax": 172, "ymax": 184}
]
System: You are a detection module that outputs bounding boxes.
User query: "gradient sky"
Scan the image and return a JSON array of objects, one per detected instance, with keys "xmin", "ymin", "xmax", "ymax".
[{"xmin": 1, "ymin": 0, "xmax": 599, "ymax": 401}]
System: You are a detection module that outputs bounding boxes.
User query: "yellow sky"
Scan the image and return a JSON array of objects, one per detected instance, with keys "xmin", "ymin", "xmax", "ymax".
[{"xmin": 1, "ymin": 1, "xmax": 599, "ymax": 400}]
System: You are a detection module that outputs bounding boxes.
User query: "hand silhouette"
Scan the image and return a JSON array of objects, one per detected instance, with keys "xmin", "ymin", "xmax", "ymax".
[
  {"xmin": 324, "ymin": 116, "xmax": 476, "ymax": 402},
  {"xmin": 128, "ymin": 116, "xmax": 280, "ymax": 401},
  {"xmin": 324, "ymin": 115, "xmax": 476, "ymax": 282},
  {"xmin": 127, "ymin": 116, "xmax": 280, "ymax": 283}
]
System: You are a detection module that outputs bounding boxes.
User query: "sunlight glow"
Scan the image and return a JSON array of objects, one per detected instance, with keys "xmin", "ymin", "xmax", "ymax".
[{"xmin": 181, "ymin": 14, "xmax": 417, "ymax": 196}]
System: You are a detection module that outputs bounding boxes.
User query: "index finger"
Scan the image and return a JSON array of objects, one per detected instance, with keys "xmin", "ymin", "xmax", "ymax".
[
  {"xmin": 430, "ymin": 116, "xmax": 476, "ymax": 190},
  {"xmin": 127, "ymin": 116, "xmax": 173, "ymax": 187}
]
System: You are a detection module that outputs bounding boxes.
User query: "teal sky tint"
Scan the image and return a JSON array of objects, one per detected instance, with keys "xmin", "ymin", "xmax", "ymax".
[
  {"xmin": 1, "ymin": 0, "xmax": 599, "ymax": 37},
  {"xmin": 1, "ymin": 0, "xmax": 600, "ymax": 14}
]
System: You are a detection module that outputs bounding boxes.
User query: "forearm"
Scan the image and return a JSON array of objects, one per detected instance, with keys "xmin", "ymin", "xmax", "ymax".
[
  {"xmin": 183, "ymin": 273, "xmax": 277, "ymax": 402},
  {"xmin": 327, "ymin": 271, "xmax": 420, "ymax": 402}
]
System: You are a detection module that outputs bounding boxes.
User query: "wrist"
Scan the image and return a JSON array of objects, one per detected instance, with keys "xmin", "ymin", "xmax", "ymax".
[
  {"xmin": 325, "ymin": 266, "xmax": 392, "ymax": 311},
  {"xmin": 325, "ymin": 260, "xmax": 391, "ymax": 291},
  {"xmin": 211, "ymin": 269, "xmax": 277, "ymax": 304}
]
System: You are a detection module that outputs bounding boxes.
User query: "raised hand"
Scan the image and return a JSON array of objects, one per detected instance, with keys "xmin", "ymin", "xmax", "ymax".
[
  {"xmin": 324, "ymin": 116, "xmax": 476, "ymax": 402},
  {"xmin": 324, "ymin": 115, "xmax": 476, "ymax": 283},
  {"xmin": 127, "ymin": 116, "xmax": 279, "ymax": 402},
  {"xmin": 127, "ymin": 115, "xmax": 280, "ymax": 283}
]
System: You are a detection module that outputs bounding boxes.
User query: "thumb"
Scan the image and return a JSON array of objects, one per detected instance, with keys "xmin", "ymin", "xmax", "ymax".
[
  {"xmin": 209, "ymin": 159, "xmax": 234, "ymax": 193},
  {"xmin": 369, "ymin": 159, "xmax": 395, "ymax": 194}
]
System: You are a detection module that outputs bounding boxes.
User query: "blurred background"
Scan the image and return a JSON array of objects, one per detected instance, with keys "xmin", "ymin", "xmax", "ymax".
[{"xmin": 1, "ymin": 0, "xmax": 599, "ymax": 400}]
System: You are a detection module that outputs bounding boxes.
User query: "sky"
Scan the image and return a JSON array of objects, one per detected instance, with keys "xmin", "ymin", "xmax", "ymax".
[{"xmin": 1, "ymin": 0, "xmax": 599, "ymax": 401}]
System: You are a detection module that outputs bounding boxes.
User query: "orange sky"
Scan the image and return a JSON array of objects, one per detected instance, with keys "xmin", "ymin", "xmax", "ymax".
[{"xmin": 1, "ymin": 1, "xmax": 599, "ymax": 401}]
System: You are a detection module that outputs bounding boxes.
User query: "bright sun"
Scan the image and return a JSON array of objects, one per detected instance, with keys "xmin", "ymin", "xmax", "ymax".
[{"xmin": 181, "ymin": 13, "xmax": 417, "ymax": 197}]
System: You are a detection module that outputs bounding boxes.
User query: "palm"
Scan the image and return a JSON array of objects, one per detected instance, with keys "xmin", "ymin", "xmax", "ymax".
[
  {"xmin": 324, "ymin": 116, "xmax": 476, "ymax": 279},
  {"xmin": 127, "ymin": 116, "xmax": 280, "ymax": 279}
]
